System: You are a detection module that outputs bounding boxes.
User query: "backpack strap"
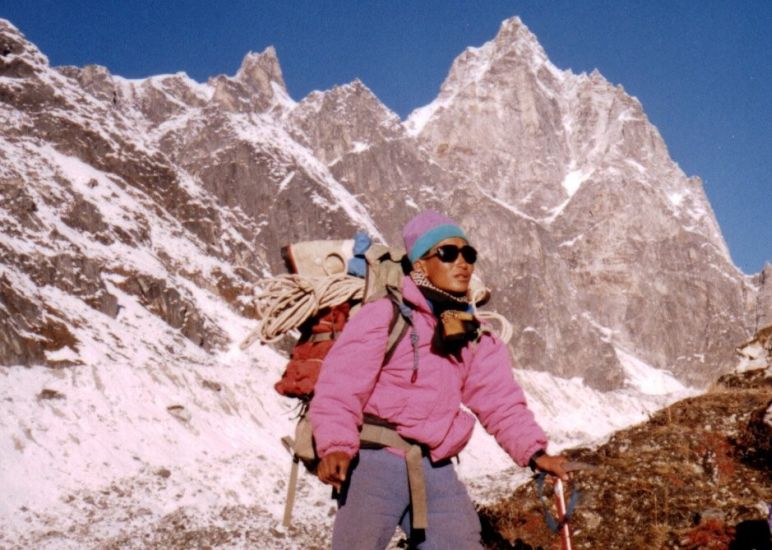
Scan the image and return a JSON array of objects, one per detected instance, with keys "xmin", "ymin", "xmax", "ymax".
[
  {"xmin": 363, "ymin": 245, "xmax": 407, "ymax": 303},
  {"xmin": 384, "ymin": 286, "xmax": 420, "ymax": 382},
  {"xmin": 282, "ymin": 453, "xmax": 301, "ymax": 528},
  {"xmin": 281, "ymin": 412, "xmax": 316, "ymax": 528},
  {"xmin": 384, "ymin": 297, "xmax": 410, "ymax": 365},
  {"xmin": 281, "ymin": 413, "xmax": 430, "ymax": 531},
  {"xmin": 359, "ymin": 422, "xmax": 428, "ymax": 530}
]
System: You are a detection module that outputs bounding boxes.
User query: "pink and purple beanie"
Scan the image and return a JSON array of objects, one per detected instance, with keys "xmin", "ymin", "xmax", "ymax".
[{"xmin": 403, "ymin": 211, "xmax": 468, "ymax": 263}]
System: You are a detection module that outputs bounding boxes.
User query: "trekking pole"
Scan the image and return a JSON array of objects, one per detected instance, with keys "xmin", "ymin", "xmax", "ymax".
[
  {"xmin": 554, "ymin": 478, "xmax": 573, "ymax": 550},
  {"xmin": 535, "ymin": 462, "xmax": 595, "ymax": 549}
]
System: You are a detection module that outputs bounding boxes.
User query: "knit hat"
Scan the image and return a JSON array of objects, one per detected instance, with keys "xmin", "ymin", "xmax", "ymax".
[{"xmin": 403, "ymin": 211, "xmax": 468, "ymax": 264}]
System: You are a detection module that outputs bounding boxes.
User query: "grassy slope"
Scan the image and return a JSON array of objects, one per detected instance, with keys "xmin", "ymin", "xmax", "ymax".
[{"xmin": 479, "ymin": 370, "xmax": 771, "ymax": 550}]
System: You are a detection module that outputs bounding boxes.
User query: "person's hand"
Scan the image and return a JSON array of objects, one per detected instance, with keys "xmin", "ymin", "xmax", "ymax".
[
  {"xmin": 534, "ymin": 453, "xmax": 570, "ymax": 481},
  {"xmin": 317, "ymin": 451, "xmax": 351, "ymax": 491}
]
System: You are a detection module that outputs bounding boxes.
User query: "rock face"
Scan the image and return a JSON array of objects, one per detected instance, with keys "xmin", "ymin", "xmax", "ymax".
[
  {"xmin": 0, "ymin": 20, "xmax": 262, "ymax": 365},
  {"xmin": 0, "ymin": 15, "xmax": 762, "ymax": 392},
  {"xmin": 755, "ymin": 265, "xmax": 772, "ymax": 330}
]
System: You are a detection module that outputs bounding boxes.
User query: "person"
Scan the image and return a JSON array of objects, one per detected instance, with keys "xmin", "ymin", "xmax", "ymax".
[{"xmin": 309, "ymin": 211, "xmax": 568, "ymax": 549}]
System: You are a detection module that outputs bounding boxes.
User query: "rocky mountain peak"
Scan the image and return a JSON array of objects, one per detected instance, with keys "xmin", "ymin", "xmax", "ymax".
[
  {"xmin": 400, "ymin": 16, "xmax": 753, "ymax": 390},
  {"xmin": 331, "ymin": 78, "xmax": 373, "ymax": 99},
  {"xmin": 493, "ymin": 16, "xmax": 554, "ymax": 68},
  {"xmin": 0, "ymin": 18, "xmax": 50, "ymax": 78},
  {"xmin": 207, "ymin": 46, "xmax": 294, "ymax": 114},
  {"xmin": 322, "ymin": 79, "xmax": 400, "ymax": 124},
  {"xmin": 404, "ymin": 16, "xmax": 566, "ymax": 145},
  {"xmin": 235, "ymin": 46, "xmax": 287, "ymax": 94},
  {"xmin": 448, "ymin": 22, "xmax": 552, "ymax": 94},
  {"xmin": 287, "ymin": 78, "xmax": 402, "ymax": 165},
  {"xmin": 437, "ymin": 15, "xmax": 562, "ymax": 98}
]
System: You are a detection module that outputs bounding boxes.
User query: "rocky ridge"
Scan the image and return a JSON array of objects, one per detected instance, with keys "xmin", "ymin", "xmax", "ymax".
[{"xmin": 1, "ymin": 16, "xmax": 763, "ymax": 389}]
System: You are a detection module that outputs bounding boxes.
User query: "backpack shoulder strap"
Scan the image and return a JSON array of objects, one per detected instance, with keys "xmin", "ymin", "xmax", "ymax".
[
  {"xmin": 382, "ymin": 289, "xmax": 420, "ymax": 382},
  {"xmin": 361, "ymin": 243, "xmax": 412, "ymax": 364},
  {"xmin": 384, "ymin": 299, "xmax": 411, "ymax": 365},
  {"xmin": 363, "ymin": 244, "xmax": 407, "ymax": 303}
]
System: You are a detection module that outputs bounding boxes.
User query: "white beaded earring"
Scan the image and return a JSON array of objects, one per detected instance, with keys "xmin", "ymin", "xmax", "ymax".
[{"xmin": 410, "ymin": 269, "xmax": 430, "ymax": 287}]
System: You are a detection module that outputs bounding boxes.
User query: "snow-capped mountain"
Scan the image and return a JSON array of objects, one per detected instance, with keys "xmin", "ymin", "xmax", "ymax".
[
  {"xmin": 0, "ymin": 15, "xmax": 767, "ymax": 548},
  {"xmin": 403, "ymin": 17, "xmax": 755, "ymax": 388}
]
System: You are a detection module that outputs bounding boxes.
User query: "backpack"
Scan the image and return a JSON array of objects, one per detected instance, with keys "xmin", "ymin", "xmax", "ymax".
[
  {"xmin": 251, "ymin": 237, "xmax": 424, "ymax": 527},
  {"xmin": 272, "ymin": 241, "xmax": 412, "ymax": 403}
]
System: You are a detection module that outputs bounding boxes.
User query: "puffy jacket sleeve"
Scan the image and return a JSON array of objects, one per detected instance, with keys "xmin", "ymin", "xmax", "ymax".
[
  {"xmin": 308, "ymin": 298, "xmax": 393, "ymax": 458},
  {"xmin": 461, "ymin": 333, "xmax": 548, "ymax": 467}
]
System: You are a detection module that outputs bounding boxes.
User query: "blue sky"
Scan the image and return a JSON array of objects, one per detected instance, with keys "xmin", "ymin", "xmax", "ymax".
[{"xmin": 2, "ymin": 1, "xmax": 770, "ymax": 274}]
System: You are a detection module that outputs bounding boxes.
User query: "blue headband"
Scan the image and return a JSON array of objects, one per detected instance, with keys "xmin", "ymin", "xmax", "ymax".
[{"xmin": 408, "ymin": 224, "xmax": 468, "ymax": 263}]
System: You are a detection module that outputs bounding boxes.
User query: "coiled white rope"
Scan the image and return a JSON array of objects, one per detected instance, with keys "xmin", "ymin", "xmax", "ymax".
[
  {"xmin": 470, "ymin": 286, "xmax": 513, "ymax": 345},
  {"xmin": 240, "ymin": 273, "xmax": 365, "ymax": 349},
  {"xmin": 476, "ymin": 310, "xmax": 514, "ymax": 345},
  {"xmin": 241, "ymin": 274, "xmax": 513, "ymax": 350}
]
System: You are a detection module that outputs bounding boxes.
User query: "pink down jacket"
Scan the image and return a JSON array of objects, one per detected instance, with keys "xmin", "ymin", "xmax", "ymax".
[{"xmin": 309, "ymin": 276, "xmax": 548, "ymax": 466}]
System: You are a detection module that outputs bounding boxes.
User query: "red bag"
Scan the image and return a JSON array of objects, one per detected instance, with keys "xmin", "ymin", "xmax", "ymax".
[{"xmin": 274, "ymin": 303, "xmax": 350, "ymax": 399}]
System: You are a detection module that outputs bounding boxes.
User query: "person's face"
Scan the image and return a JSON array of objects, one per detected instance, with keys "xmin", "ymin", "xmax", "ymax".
[{"xmin": 413, "ymin": 237, "xmax": 476, "ymax": 295}]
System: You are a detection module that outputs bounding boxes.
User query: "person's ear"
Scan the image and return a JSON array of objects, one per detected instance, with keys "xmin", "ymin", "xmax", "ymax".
[{"xmin": 413, "ymin": 259, "xmax": 427, "ymax": 274}]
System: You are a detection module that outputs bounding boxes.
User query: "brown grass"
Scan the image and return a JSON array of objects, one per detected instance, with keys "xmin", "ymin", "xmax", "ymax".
[{"xmin": 479, "ymin": 371, "xmax": 771, "ymax": 549}]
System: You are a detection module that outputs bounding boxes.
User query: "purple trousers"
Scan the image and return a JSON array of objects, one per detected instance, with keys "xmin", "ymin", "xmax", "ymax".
[{"xmin": 332, "ymin": 448, "xmax": 482, "ymax": 549}]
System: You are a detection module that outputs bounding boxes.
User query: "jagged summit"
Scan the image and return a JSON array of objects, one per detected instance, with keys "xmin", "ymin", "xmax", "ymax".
[
  {"xmin": 318, "ymin": 78, "xmax": 399, "ymax": 121},
  {"xmin": 235, "ymin": 46, "xmax": 287, "ymax": 94},
  {"xmin": 0, "ymin": 18, "xmax": 49, "ymax": 74},
  {"xmin": 319, "ymin": 78, "xmax": 378, "ymax": 104},
  {"xmin": 493, "ymin": 16, "xmax": 556, "ymax": 70},
  {"xmin": 333, "ymin": 78, "xmax": 373, "ymax": 95},
  {"xmin": 403, "ymin": 12, "xmax": 747, "ymax": 389},
  {"xmin": 207, "ymin": 46, "xmax": 295, "ymax": 114},
  {"xmin": 294, "ymin": 78, "xmax": 395, "ymax": 116},
  {"xmin": 405, "ymin": 17, "xmax": 564, "ymax": 139},
  {"xmin": 0, "ymin": 17, "xmax": 22, "ymax": 37},
  {"xmin": 285, "ymin": 77, "xmax": 404, "ymax": 169}
]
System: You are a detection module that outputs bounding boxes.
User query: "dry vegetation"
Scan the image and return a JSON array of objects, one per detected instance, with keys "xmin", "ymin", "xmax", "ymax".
[{"xmin": 479, "ymin": 370, "xmax": 771, "ymax": 549}]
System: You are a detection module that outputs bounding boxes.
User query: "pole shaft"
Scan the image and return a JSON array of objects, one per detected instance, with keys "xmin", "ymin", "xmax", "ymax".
[{"xmin": 555, "ymin": 479, "xmax": 573, "ymax": 550}]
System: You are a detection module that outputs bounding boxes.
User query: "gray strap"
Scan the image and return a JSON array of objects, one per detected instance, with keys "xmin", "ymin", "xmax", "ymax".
[
  {"xmin": 308, "ymin": 332, "xmax": 335, "ymax": 343},
  {"xmin": 282, "ymin": 456, "xmax": 300, "ymax": 528},
  {"xmin": 360, "ymin": 424, "xmax": 428, "ymax": 530},
  {"xmin": 384, "ymin": 313, "xmax": 408, "ymax": 364},
  {"xmin": 293, "ymin": 415, "xmax": 316, "ymax": 462},
  {"xmin": 281, "ymin": 418, "xmax": 314, "ymax": 528},
  {"xmin": 281, "ymin": 421, "xmax": 429, "ymax": 530}
]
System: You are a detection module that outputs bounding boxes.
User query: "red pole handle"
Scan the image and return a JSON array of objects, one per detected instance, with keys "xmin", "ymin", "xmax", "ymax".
[{"xmin": 555, "ymin": 479, "xmax": 573, "ymax": 550}]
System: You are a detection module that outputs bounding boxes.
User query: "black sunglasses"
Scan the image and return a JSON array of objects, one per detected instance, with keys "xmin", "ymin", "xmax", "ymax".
[{"xmin": 423, "ymin": 244, "xmax": 478, "ymax": 264}]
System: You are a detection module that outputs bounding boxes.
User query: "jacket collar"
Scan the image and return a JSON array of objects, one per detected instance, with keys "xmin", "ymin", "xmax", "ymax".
[{"xmin": 401, "ymin": 275, "xmax": 433, "ymax": 314}]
